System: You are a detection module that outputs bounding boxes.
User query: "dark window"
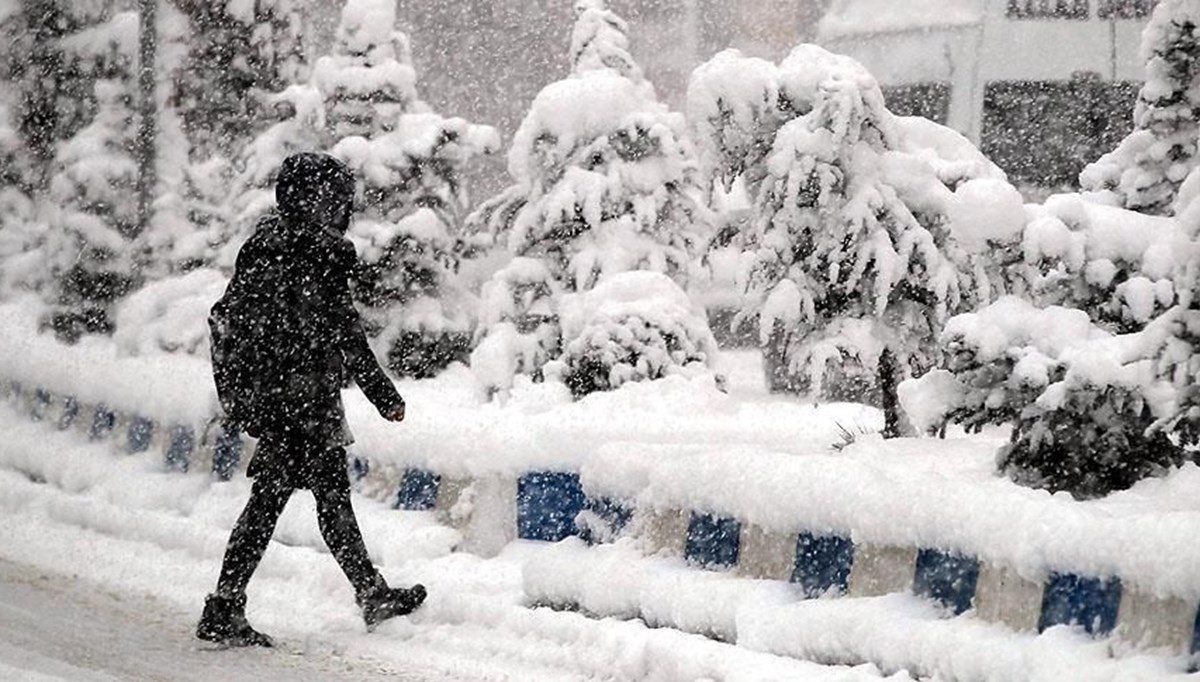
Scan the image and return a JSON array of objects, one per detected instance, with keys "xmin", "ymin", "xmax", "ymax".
[
  {"xmin": 881, "ymin": 82, "xmax": 952, "ymax": 124},
  {"xmin": 1098, "ymin": 0, "xmax": 1158, "ymax": 19},
  {"xmin": 981, "ymin": 75, "xmax": 1139, "ymax": 189},
  {"xmin": 1007, "ymin": 0, "xmax": 1090, "ymax": 19}
]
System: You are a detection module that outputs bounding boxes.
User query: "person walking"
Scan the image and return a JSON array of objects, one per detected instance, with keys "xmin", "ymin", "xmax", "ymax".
[{"xmin": 197, "ymin": 152, "xmax": 426, "ymax": 648}]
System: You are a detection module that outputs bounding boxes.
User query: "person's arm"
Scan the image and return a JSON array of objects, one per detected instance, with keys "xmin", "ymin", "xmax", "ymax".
[{"xmin": 332, "ymin": 241, "xmax": 406, "ymax": 420}]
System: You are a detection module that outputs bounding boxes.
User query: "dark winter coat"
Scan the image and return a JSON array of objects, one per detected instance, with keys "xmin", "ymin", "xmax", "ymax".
[{"xmin": 212, "ymin": 153, "xmax": 403, "ymax": 487}]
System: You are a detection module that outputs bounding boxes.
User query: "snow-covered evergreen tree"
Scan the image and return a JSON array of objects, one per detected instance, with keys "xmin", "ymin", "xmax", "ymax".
[
  {"xmin": 222, "ymin": 83, "xmax": 327, "ymax": 266},
  {"xmin": 1018, "ymin": 193, "xmax": 1191, "ymax": 333},
  {"xmin": 1081, "ymin": 0, "xmax": 1200, "ymax": 215},
  {"xmin": 468, "ymin": 0, "xmax": 713, "ymax": 396},
  {"xmin": 224, "ymin": 0, "xmax": 497, "ymax": 376},
  {"xmin": 312, "ymin": 0, "xmax": 417, "ymax": 142},
  {"xmin": 310, "ymin": 0, "xmax": 499, "ymax": 377},
  {"xmin": 0, "ymin": 85, "xmax": 40, "ymax": 298},
  {"xmin": 173, "ymin": 0, "xmax": 308, "ymax": 159},
  {"xmin": 688, "ymin": 45, "xmax": 1020, "ymax": 432},
  {"xmin": 42, "ymin": 11, "xmax": 141, "ymax": 340}
]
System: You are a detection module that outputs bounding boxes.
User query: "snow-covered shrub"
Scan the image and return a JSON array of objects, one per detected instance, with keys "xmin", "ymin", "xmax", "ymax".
[
  {"xmin": 688, "ymin": 45, "xmax": 1018, "ymax": 430},
  {"xmin": 1019, "ymin": 194, "xmax": 1191, "ymax": 332},
  {"xmin": 901, "ymin": 296, "xmax": 1190, "ymax": 498},
  {"xmin": 547, "ymin": 271, "xmax": 720, "ymax": 398},
  {"xmin": 113, "ymin": 268, "xmax": 227, "ymax": 357},
  {"xmin": 1081, "ymin": 0, "xmax": 1200, "ymax": 215},
  {"xmin": 468, "ymin": 0, "xmax": 712, "ymax": 394},
  {"xmin": 469, "ymin": 258, "xmax": 560, "ymax": 393}
]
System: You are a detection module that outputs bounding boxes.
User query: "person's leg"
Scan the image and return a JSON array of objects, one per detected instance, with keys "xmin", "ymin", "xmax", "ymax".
[
  {"xmin": 312, "ymin": 457, "xmax": 380, "ymax": 595},
  {"xmin": 213, "ymin": 474, "xmax": 293, "ymax": 598},
  {"xmin": 198, "ymin": 462, "xmax": 293, "ymax": 647},
  {"xmin": 311, "ymin": 446, "xmax": 425, "ymax": 627}
]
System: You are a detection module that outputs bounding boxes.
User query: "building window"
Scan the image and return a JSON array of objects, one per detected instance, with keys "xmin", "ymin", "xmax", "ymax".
[
  {"xmin": 881, "ymin": 83, "xmax": 952, "ymax": 125},
  {"xmin": 982, "ymin": 76, "xmax": 1138, "ymax": 189},
  {"xmin": 1007, "ymin": 0, "xmax": 1090, "ymax": 19},
  {"xmin": 1098, "ymin": 0, "xmax": 1158, "ymax": 19}
]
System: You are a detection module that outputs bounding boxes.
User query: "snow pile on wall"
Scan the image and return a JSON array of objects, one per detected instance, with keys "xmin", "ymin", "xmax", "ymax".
[
  {"xmin": 817, "ymin": 0, "xmax": 983, "ymax": 41},
  {"xmin": 580, "ymin": 435, "xmax": 1200, "ymax": 602},
  {"xmin": 0, "ymin": 298, "xmax": 217, "ymax": 423},
  {"xmin": 113, "ymin": 268, "xmax": 228, "ymax": 358}
]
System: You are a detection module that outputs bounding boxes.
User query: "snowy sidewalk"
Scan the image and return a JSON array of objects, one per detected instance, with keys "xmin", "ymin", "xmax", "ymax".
[
  {"xmin": 0, "ymin": 406, "xmax": 889, "ymax": 682},
  {"xmin": 0, "ymin": 557, "xmax": 428, "ymax": 682}
]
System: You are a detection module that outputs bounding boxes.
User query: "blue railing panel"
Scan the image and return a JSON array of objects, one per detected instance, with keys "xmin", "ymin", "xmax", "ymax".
[
  {"xmin": 212, "ymin": 427, "xmax": 243, "ymax": 481},
  {"xmin": 1037, "ymin": 572, "xmax": 1122, "ymax": 636},
  {"xmin": 395, "ymin": 469, "xmax": 440, "ymax": 511},
  {"xmin": 913, "ymin": 548, "xmax": 980, "ymax": 616},
  {"xmin": 792, "ymin": 532, "xmax": 854, "ymax": 598},
  {"xmin": 58, "ymin": 396, "xmax": 79, "ymax": 430},
  {"xmin": 89, "ymin": 406, "xmax": 116, "ymax": 440},
  {"xmin": 517, "ymin": 471, "xmax": 585, "ymax": 542},
  {"xmin": 127, "ymin": 416, "xmax": 154, "ymax": 454},
  {"xmin": 165, "ymin": 425, "xmax": 194, "ymax": 472},
  {"xmin": 31, "ymin": 387, "xmax": 51, "ymax": 421},
  {"xmin": 685, "ymin": 512, "xmax": 741, "ymax": 570}
]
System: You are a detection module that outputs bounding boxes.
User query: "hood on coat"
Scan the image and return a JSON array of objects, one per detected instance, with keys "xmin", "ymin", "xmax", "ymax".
[{"xmin": 276, "ymin": 152, "xmax": 355, "ymax": 235}]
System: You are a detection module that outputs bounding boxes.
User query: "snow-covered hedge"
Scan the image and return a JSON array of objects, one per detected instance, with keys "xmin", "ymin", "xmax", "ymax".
[
  {"xmin": 902, "ymin": 297, "xmax": 1193, "ymax": 498},
  {"xmin": 547, "ymin": 272, "xmax": 720, "ymax": 397}
]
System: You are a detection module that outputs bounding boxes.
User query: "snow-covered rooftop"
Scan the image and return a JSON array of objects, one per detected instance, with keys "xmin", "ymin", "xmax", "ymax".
[{"xmin": 818, "ymin": 0, "xmax": 984, "ymax": 40}]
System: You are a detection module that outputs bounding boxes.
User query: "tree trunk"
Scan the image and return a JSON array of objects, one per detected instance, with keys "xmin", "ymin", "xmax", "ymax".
[
  {"xmin": 879, "ymin": 347, "xmax": 901, "ymax": 439},
  {"xmin": 135, "ymin": 0, "xmax": 157, "ymax": 238}
]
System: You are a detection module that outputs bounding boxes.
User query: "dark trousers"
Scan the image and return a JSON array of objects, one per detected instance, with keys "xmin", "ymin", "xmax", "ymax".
[{"xmin": 213, "ymin": 444, "xmax": 380, "ymax": 599}]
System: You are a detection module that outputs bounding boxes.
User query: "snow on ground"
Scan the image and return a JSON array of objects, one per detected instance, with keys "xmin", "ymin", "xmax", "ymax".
[
  {"xmin": 526, "ymin": 540, "xmax": 1188, "ymax": 682},
  {"xmin": 0, "ymin": 406, "xmax": 892, "ymax": 682}
]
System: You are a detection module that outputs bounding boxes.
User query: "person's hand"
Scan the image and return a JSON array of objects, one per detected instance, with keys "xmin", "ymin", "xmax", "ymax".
[{"xmin": 386, "ymin": 405, "xmax": 406, "ymax": 423}]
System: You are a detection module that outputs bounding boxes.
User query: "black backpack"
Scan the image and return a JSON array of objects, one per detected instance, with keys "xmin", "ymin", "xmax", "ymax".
[
  {"xmin": 209, "ymin": 291, "xmax": 264, "ymax": 435},
  {"xmin": 209, "ymin": 237, "xmax": 326, "ymax": 437}
]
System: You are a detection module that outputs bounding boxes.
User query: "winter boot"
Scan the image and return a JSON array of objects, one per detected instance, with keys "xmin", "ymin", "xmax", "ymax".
[
  {"xmin": 357, "ymin": 580, "xmax": 427, "ymax": 629},
  {"xmin": 196, "ymin": 593, "xmax": 274, "ymax": 648}
]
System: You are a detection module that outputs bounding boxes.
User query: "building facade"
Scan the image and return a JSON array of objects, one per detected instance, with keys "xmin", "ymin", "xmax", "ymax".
[{"xmin": 819, "ymin": 0, "xmax": 1156, "ymax": 189}]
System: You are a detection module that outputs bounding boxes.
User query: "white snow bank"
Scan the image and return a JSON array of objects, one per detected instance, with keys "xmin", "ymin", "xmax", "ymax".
[
  {"xmin": 524, "ymin": 541, "xmax": 1188, "ymax": 681},
  {"xmin": 113, "ymin": 268, "xmax": 228, "ymax": 358},
  {"xmin": 0, "ymin": 298, "xmax": 216, "ymax": 423},
  {"xmin": 580, "ymin": 435, "xmax": 1200, "ymax": 602}
]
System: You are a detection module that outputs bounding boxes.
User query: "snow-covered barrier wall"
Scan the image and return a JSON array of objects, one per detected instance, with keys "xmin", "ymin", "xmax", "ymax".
[{"xmin": 2, "ymin": 299, "xmax": 1198, "ymax": 672}]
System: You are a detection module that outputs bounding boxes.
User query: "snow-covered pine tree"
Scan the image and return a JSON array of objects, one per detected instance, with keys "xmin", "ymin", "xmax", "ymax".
[
  {"xmin": 42, "ymin": 10, "xmax": 141, "ymax": 340},
  {"xmin": 173, "ymin": 0, "xmax": 308, "ymax": 160},
  {"xmin": 688, "ymin": 45, "xmax": 1021, "ymax": 434},
  {"xmin": 1081, "ymin": 0, "xmax": 1200, "ymax": 215},
  {"xmin": 1, "ymin": 0, "xmax": 129, "ymax": 192},
  {"xmin": 468, "ymin": 0, "xmax": 714, "ymax": 396},
  {"xmin": 305, "ymin": 0, "xmax": 499, "ymax": 378}
]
